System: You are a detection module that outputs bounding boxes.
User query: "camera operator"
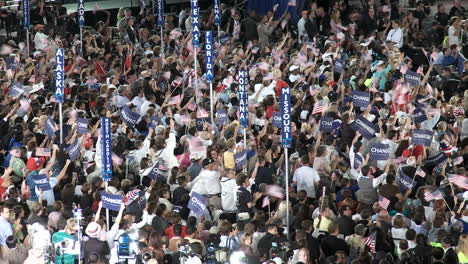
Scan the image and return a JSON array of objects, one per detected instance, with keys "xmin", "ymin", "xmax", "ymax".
[
  {"xmin": 51, "ymin": 218, "xmax": 79, "ymax": 264},
  {"xmin": 257, "ymin": 224, "xmax": 286, "ymax": 261}
]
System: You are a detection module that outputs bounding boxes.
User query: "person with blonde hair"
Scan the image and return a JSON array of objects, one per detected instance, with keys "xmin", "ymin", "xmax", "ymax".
[{"xmin": 457, "ymin": 234, "xmax": 468, "ymax": 263}]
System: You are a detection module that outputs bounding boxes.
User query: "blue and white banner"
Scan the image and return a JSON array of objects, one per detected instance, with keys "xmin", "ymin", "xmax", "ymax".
[
  {"xmin": 238, "ymin": 70, "xmax": 249, "ymax": 128},
  {"xmin": 220, "ymin": 34, "xmax": 230, "ymax": 45},
  {"xmin": 77, "ymin": 118, "xmax": 88, "ymax": 134},
  {"xmin": 6, "ymin": 56, "xmax": 18, "ymax": 70},
  {"xmin": 424, "ymin": 152, "xmax": 447, "ymax": 168},
  {"xmin": 205, "ymin": 31, "xmax": 214, "ymax": 83},
  {"xmin": 101, "ymin": 117, "xmax": 113, "ymax": 181},
  {"xmin": 190, "ymin": 0, "xmax": 200, "ymax": 46},
  {"xmin": 397, "ymin": 169, "xmax": 415, "ymax": 191},
  {"xmin": 147, "ymin": 162, "xmax": 168, "ymax": 180},
  {"xmin": 334, "ymin": 59, "xmax": 344, "ymax": 73},
  {"xmin": 78, "ymin": 0, "xmax": 85, "ymax": 27},
  {"xmin": 319, "ymin": 116, "xmax": 333, "ymax": 133},
  {"xmin": 55, "ymin": 48, "xmax": 64, "ymax": 103},
  {"xmin": 411, "ymin": 129, "xmax": 433, "ymax": 147},
  {"xmin": 405, "ymin": 71, "xmax": 420, "ymax": 87},
  {"xmin": 213, "ymin": 0, "xmax": 221, "ymax": 25},
  {"xmin": 157, "ymin": 0, "xmax": 164, "ymax": 26},
  {"xmin": 350, "ymin": 115, "xmax": 376, "ymax": 139},
  {"xmin": 234, "ymin": 150, "xmax": 247, "ymax": 170},
  {"xmin": 369, "ymin": 143, "xmax": 390, "ymax": 160},
  {"xmin": 280, "ymin": 87, "xmax": 292, "ymax": 148},
  {"xmin": 100, "ymin": 191, "xmax": 123, "ymax": 211},
  {"xmin": 149, "ymin": 116, "xmax": 159, "ymax": 129},
  {"xmin": 9, "ymin": 82, "xmax": 24, "ymax": 98},
  {"xmin": 196, "ymin": 118, "xmax": 204, "ymax": 131},
  {"xmin": 353, "ymin": 154, "xmax": 363, "ymax": 170},
  {"xmin": 33, "ymin": 174, "xmax": 51, "ymax": 191},
  {"xmin": 216, "ymin": 109, "xmax": 227, "ymax": 125},
  {"xmin": 188, "ymin": 192, "xmax": 207, "ymax": 216},
  {"xmin": 44, "ymin": 116, "xmax": 56, "ymax": 137},
  {"xmin": 23, "ymin": 0, "xmax": 30, "ymax": 29},
  {"xmin": 413, "ymin": 108, "xmax": 427, "ymax": 124},
  {"xmin": 351, "ymin": 91, "xmax": 370, "ymax": 108},
  {"xmin": 273, "ymin": 112, "xmax": 282, "ymax": 128},
  {"xmin": 121, "ymin": 105, "xmax": 140, "ymax": 127},
  {"xmin": 66, "ymin": 139, "xmax": 80, "ymax": 161}
]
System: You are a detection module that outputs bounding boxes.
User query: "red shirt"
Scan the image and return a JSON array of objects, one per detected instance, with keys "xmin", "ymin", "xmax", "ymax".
[
  {"xmin": 165, "ymin": 225, "xmax": 186, "ymax": 239},
  {"xmin": 0, "ymin": 178, "xmax": 6, "ymax": 198}
]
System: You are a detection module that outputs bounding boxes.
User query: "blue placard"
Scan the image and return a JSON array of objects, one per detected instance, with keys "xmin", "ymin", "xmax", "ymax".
[
  {"xmin": 220, "ymin": 34, "xmax": 230, "ymax": 45},
  {"xmin": 413, "ymin": 108, "xmax": 427, "ymax": 124},
  {"xmin": 23, "ymin": 0, "xmax": 30, "ymax": 29},
  {"xmin": 234, "ymin": 151, "xmax": 247, "ymax": 170},
  {"xmin": 9, "ymin": 82, "xmax": 24, "ymax": 98},
  {"xmin": 334, "ymin": 59, "xmax": 344, "ymax": 73},
  {"xmin": 190, "ymin": 0, "xmax": 200, "ymax": 46},
  {"xmin": 397, "ymin": 169, "xmax": 415, "ymax": 191},
  {"xmin": 424, "ymin": 152, "xmax": 447, "ymax": 168},
  {"xmin": 405, "ymin": 71, "xmax": 420, "ymax": 87},
  {"xmin": 147, "ymin": 162, "xmax": 168, "ymax": 180},
  {"xmin": 351, "ymin": 91, "xmax": 370, "ymax": 108},
  {"xmin": 205, "ymin": 31, "xmax": 214, "ymax": 83},
  {"xmin": 280, "ymin": 87, "xmax": 292, "ymax": 148},
  {"xmin": 77, "ymin": 118, "xmax": 88, "ymax": 134},
  {"xmin": 273, "ymin": 112, "xmax": 282, "ymax": 128},
  {"xmin": 195, "ymin": 118, "xmax": 204, "ymax": 131},
  {"xmin": 78, "ymin": 0, "xmax": 85, "ymax": 27},
  {"xmin": 353, "ymin": 154, "xmax": 363, "ymax": 170},
  {"xmin": 411, "ymin": 129, "xmax": 433, "ymax": 147},
  {"xmin": 238, "ymin": 70, "xmax": 249, "ymax": 128},
  {"xmin": 101, "ymin": 117, "xmax": 113, "ymax": 181},
  {"xmin": 44, "ymin": 117, "xmax": 56, "ymax": 137},
  {"xmin": 157, "ymin": 0, "xmax": 164, "ymax": 26},
  {"xmin": 33, "ymin": 174, "xmax": 51, "ymax": 191},
  {"xmin": 6, "ymin": 56, "xmax": 18, "ymax": 70},
  {"xmin": 149, "ymin": 116, "xmax": 159, "ymax": 129},
  {"xmin": 216, "ymin": 109, "xmax": 227, "ymax": 125},
  {"xmin": 121, "ymin": 105, "xmax": 141, "ymax": 127},
  {"xmin": 213, "ymin": 0, "xmax": 221, "ymax": 25},
  {"xmin": 55, "ymin": 48, "xmax": 64, "ymax": 103},
  {"xmin": 319, "ymin": 116, "xmax": 333, "ymax": 133},
  {"xmin": 100, "ymin": 191, "xmax": 123, "ymax": 211},
  {"xmin": 369, "ymin": 143, "xmax": 390, "ymax": 161},
  {"xmin": 188, "ymin": 192, "xmax": 207, "ymax": 216},
  {"xmin": 66, "ymin": 139, "xmax": 80, "ymax": 161},
  {"xmin": 350, "ymin": 115, "xmax": 376, "ymax": 139}
]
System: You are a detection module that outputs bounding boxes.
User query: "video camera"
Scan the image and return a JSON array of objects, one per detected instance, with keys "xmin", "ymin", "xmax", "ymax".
[{"xmin": 269, "ymin": 239, "xmax": 294, "ymax": 262}]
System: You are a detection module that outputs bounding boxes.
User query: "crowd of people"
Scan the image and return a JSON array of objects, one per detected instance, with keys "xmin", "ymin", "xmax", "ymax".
[{"xmin": 0, "ymin": 0, "xmax": 467, "ymax": 263}]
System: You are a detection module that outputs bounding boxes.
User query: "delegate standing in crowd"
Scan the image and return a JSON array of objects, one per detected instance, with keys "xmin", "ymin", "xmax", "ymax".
[{"xmin": 0, "ymin": 0, "xmax": 467, "ymax": 263}]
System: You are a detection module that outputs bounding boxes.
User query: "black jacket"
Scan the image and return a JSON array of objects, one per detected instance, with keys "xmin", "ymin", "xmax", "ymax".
[
  {"xmin": 336, "ymin": 215, "xmax": 356, "ymax": 237},
  {"xmin": 320, "ymin": 235, "xmax": 349, "ymax": 257},
  {"xmin": 83, "ymin": 237, "xmax": 110, "ymax": 264}
]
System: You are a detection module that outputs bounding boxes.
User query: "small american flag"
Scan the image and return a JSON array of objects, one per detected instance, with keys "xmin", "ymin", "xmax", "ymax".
[
  {"xmin": 424, "ymin": 190, "xmax": 443, "ymax": 202},
  {"xmin": 36, "ymin": 148, "xmax": 51, "ymax": 157},
  {"xmin": 262, "ymin": 196, "xmax": 270, "ymax": 208},
  {"xmin": 415, "ymin": 167, "xmax": 426, "ymax": 178},
  {"xmin": 448, "ymin": 174, "xmax": 468, "ymax": 190},
  {"xmin": 266, "ymin": 185, "xmax": 285, "ymax": 199},
  {"xmin": 196, "ymin": 109, "xmax": 209, "ymax": 118},
  {"xmin": 312, "ymin": 100, "xmax": 328, "ymax": 115},
  {"xmin": 168, "ymin": 95, "xmax": 182, "ymax": 105},
  {"xmin": 378, "ymin": 195, "xmax": 390, "ymax": 210},
  {"xmin": 365, "ymin": 232, "xmax": 376, "ymax": 253},
  {"xmin": 125, "ymin": 189, "xmax": 141, "ymax": 205}
]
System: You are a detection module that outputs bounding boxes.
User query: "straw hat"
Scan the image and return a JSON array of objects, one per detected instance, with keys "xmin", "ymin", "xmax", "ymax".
[{"xmin": 85, "ymin": 222, "xmax": 102, "ymax": 238}]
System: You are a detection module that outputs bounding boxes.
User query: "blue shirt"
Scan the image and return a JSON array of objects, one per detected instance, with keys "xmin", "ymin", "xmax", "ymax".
[
  {"xmin": 0, "ymin": 216, "xmax": 13, "ymax": 246},
  {"xmin": 26, "ymin": 171, "xmax": 39, "ymax": 202}
]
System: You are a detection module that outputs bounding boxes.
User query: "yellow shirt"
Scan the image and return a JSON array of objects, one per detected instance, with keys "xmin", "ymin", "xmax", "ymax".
[
  {"xmin": 458, "ymin": 252, "xmax": 468, "ymax": 264},
  {"xmin": 224, "ymin": 151, "xmax": 235, "ymax": 169},
  {"xmin": 313, "ymin": 216, "xmax": 331, "ymax": 232}
]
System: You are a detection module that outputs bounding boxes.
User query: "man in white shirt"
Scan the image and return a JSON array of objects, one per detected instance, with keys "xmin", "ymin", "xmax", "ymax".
[
  {"xmin": 297, "ymin": 11, "xmax": 309, "ymax": 43},
  {"xmin": 386, "ymin": 20, "xmax": 403, "ymax": 48},
  {"xmin": 33, "ymin": 25, "xmax": 49, "ymax": 51},
  {"xmin": 190, "ymin": 158, "xmax": 222, "ymax": 209},
  {"xmin": 292, "ymin": 155, "xmax": 320, "ymax": 199}
]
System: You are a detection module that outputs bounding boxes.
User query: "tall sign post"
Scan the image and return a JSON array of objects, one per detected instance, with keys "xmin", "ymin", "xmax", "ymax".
[
  {"xmin": 205, "ymin": 31, "xmax": 215, "ymax": 124},
  {"xmin": 23, "ymin": 0, "xmax": 30, "ymax": 55},
  {"xmin": 213, "ymin": 0, "xmax": 221, "ymax": 42},
  {"xmin": 157, "ymin": 0, "xmax": 164, "ymax": 57},
  {"xmin": 78, "ymin": 0, "xmax": 85, "ymax": 55},
  {"xmin": 191, "ymin": 0, "xmax": 200, "ymax": 104},
  {"xmin": 280, "ymin": 86, "xmax": 292, "ymax": 240},
  {"xmin": 55, "ymin": 49, "xmax": 64, "ymax": 144},
  {"xmin": 238, "ymin": 70, "xmax": 248, "ymax": 151},
  {"xmin": 101, "ymin": 117, "xmax": 113, "ymax": 229}
]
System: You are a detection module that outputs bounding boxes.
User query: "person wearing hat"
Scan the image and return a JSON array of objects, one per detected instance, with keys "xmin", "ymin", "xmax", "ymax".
[
  {"xmin": 190, "ymin": 158, "xmax": 222, "ymax": 210},
  {"xmin": 82, "ymin": 222, "xmax": 110, "ymax": 264},
  {"xmin": 187, "ymin": 153, "xmax": 203, "ymax": 180}
]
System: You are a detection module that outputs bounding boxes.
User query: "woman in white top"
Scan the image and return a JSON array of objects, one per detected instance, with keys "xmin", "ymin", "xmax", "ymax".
[
  {"xmin": 448, "ymin": 18, "xmax": 462, "ymax": 46},
  {"xmin": 391, "ymin": 215, "xmax": 409, "ymax": 249},
  {"xmin": 386, "ymin": 20, "xmax": 404, "ymax": 49}
]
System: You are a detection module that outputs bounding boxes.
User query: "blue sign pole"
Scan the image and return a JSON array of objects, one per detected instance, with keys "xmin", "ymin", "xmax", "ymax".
[
  {"xmin": 23, "ymin": 0, "xmax": 30, "ymax": 55},
  {"xmin": 101, "ymin": 117, "xmax": 113, "ymax": 230},
  {"xmin": 205, "ymin": 31, "xmax": 215, "ymax": 124},
  {"xmin": 238, "ymin": 70, "xmax": 249, "ymax": 160},
  {"xmin": 213, "ymin": 0, "xmax": 221, "ymax": 42},
  {"xmin": 157, "ymin": 0, "xmax": 164, "ymax": 57},
  {"xmin": 55, "ymin": 48, "xmax": 64, "ymax": 144},
  {"xmin": 280, "ymin": 86, "xmax": 291, "ymax": 241},
  {"xmin": 78, "ymin": 0, "xmax": 85, "ymax": 55},
  {"xmin": 191, "ymin": 0, "xmax": 200, "ymax": 104}
]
